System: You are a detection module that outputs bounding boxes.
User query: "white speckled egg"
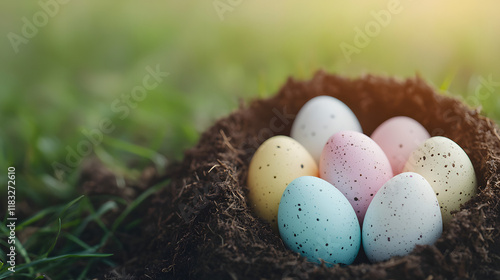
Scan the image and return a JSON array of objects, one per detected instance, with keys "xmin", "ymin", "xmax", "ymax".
[
  {"xmin": 371, "ymin": 116, "xmax": 430, "ymax": 175},
  {"xmin": 278, "ymin": 176, "xmax": 361, "ymax": 266},
  {"xmin": 247, "ymin": 136, "xmax": 318, "ymax": 230},
  {"xmin": 363, "ymin": 172, "xmax": 442, "ymax": 263},
  {"xmin": 291, "ymin": 96, "xmax": 362, "ymax": 163},
  {"xmin": 320, "ymin": 131, "xmax": 393, "ymax": 225},
  {"xmin": 402, "ymin": 136, "xmax": 478, "ymax": 225}
]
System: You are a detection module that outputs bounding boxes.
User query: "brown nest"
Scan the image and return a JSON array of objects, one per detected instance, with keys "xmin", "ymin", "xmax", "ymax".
[{"xmin": 102, "ymin": 71, "xmax": 500, "ymax": 279}]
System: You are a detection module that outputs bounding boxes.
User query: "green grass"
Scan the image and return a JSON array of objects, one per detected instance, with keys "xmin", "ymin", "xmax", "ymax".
[
  {"xmin": 0, "ymin": 195, "xmax": 113, "ymax": 279},
  {"xmin": 0, "ymin": 179, "xmax": 168, "ymax": 279},
  {"xmin": 1, "ymin": 1, "xmax": 500, "ymax": 278}
]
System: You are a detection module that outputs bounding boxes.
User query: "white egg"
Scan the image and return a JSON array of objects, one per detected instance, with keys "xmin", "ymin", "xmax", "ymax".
[
  {"xmin": 291, "ymin": 96, "xmax": 362, "ymax": 163},
  {"xmin": 363, "ymin": 172, "xmax": 442, "ymax": 263}
]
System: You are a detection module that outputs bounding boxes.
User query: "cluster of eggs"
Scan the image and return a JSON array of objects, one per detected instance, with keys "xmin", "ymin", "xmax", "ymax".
[{"xmin": 247, "ymin": 96, "xmax": 477, "ymax": 266}]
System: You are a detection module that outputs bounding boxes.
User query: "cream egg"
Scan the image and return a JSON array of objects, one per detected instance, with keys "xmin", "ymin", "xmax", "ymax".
[{"xmin": 403, "ymin": 136, "xmax": 478, "ymax": 225}]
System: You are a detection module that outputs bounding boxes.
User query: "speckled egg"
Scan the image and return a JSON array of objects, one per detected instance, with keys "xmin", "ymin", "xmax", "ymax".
[
  {"xmin": 371, "ymin": 116, "xmax": 430, "ymax": 175},
  {"xmin": 290, "ymin": 96, "xmax": 362, "ymax": 163},
  {"xmin": 320, "ymin": 131, "xmax": 393, "ymax": 225},
  {"xmin": 278, "ymin": 176, "xmax": 361, "ymax": 266},
  {"xmin": 363, "ymin": 172, "xmax": 443, "ymax": 263},
  {"xmin": 247, "ymin": 136, "xmax": 318, "ymax": 230},
  {"xmin": 402, "ymin": 136, "xmax": 478, "ymax": 225}
]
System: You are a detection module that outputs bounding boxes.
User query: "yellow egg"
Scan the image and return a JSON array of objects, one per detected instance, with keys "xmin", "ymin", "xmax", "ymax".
[{"xmin": 247, "ymin": 136, "xmax": 318, "ymax": 231}]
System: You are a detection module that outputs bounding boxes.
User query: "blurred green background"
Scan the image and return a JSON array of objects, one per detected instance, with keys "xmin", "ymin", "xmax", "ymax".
[{"xmin": 1, "ymin": 0, "xmax": 500, "ymax": 278}]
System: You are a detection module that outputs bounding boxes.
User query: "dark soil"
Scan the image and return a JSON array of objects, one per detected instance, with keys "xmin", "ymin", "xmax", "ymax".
[{"xmin": 95, "ymin": 71, "xmax": 500, "ymax": 279}]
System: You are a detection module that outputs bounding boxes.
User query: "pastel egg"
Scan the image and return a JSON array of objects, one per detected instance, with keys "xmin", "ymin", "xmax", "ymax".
[
  {"xmin": 402, "ymin": 136, "xmax": 478, "ymax": 225},
  {"xmin": 291, "ymin": 96, "xmax": 362, "ymax": 163},
  {"xmin": 363, "ymin": 172, "xmax": 443, "ymax": 263},
  {"xmin": 247, "ymin": 136, "xmax": 318, "ymax": 230},
  {"xmin": 320, "ymin": 131, "xmax": 393, "ymax": 225},
  {"xmin": 278, "ymin": 176, "xmax": 361, "ymax": 266},
  {"xmin": 371, "ymin": 116, "xmax": 430, "ymax": 175}
]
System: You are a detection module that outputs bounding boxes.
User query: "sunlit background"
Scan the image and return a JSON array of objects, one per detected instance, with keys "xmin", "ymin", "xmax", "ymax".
[{"xmin": 1, "ymin": 0, "xmax": 500, "ymax": 278}]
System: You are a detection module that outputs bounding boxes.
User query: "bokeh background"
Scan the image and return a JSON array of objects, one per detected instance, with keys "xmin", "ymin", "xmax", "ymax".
[{"xmin": 1, "ymin": 0, "xmax": 500, "ymax": 278}]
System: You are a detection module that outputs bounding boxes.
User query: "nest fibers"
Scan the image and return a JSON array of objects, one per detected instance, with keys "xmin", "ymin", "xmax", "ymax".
[{"xmin": 106, "ymin": 72, "xmax": 500, "ymax": 279}]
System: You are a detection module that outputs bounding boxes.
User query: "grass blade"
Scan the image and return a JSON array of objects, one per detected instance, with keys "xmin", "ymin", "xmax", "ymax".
[
  {"xmin": 112, "ymin": 178, "xmax": 169, "ymax": 231},
  {"xmin": 103, "ymin": 136, "xmax": 168, "ymax": 170},
  {"xmin": 58, "ymin": 195, "xmax": 85, "ymax": 219},
  {"xmin": 74, "ymin": 200, "xmax": 117, "ymax": 237},
  {"xmin": 439, "ymin": 68, "xmax": 458, "ymax": 92},
  {"xmin": 0, "ymin": 253, "xmax": 113, "ymax": 279},
  {"xmin": 63, "ymin": 233, "xmax": 93, "ymax": 251},
  {"xmin": 42, "ymin": 218, "xmax": 62, "ymax": 258},
  {"xmin": 16, "ymin": 206, "xmax": 60, "ymax": 230}
]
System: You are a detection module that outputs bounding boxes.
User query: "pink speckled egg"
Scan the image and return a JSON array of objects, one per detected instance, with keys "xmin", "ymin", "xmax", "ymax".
[
  {"xmin": 320, "ymin": 131, "xmax": 393, "ymax": 225},
  {"xmin": 371, "ymin": 116, "xmax": 430, "ymax": 175}
]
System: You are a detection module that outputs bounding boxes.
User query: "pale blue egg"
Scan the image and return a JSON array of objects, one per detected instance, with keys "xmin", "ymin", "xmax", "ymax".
[{"xmin": 278, "ymin": 176, "xmax": 361, "ymax": 266}]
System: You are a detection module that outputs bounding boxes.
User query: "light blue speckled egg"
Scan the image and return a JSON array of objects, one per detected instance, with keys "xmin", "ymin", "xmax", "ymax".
[{"xmin": 278, "ymin": 176, "xmax": 361, "ymax": 266}]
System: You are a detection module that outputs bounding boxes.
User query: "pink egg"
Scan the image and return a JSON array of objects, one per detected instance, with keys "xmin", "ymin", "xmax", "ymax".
[
  {"xmin": 320, "ymin": 131, "xmax": 393, "ymax": 225},
  {"xmin": 371, "ymin": 116, "xmax": 430, "ymax": 175}
]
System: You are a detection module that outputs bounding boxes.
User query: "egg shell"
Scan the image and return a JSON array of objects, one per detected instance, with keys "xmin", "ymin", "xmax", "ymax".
[
  {"xmin": 247, "ymin": 136, "xmax": 318, "ymax": 230},
  {"xmin": 278, "ymin": 176, "xmax": 361, "ymax": 266},
  {"xmin": 371, "ymin": 116, "xmax": 430, "ymax": 175},
  {"xmin": 363, "ymin": 172, "xmax": 443, "ymax": 263},
  {"xmin": 291, "ymin": 96, "xmax": 362, "ymax": 163},
  {"xmin": 320, "ymin": 131, "xmax": 393, "ymax": 225},
  {"xmin": 402, "ymin": 136, "xmax": 478, "ymax": 225}
]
